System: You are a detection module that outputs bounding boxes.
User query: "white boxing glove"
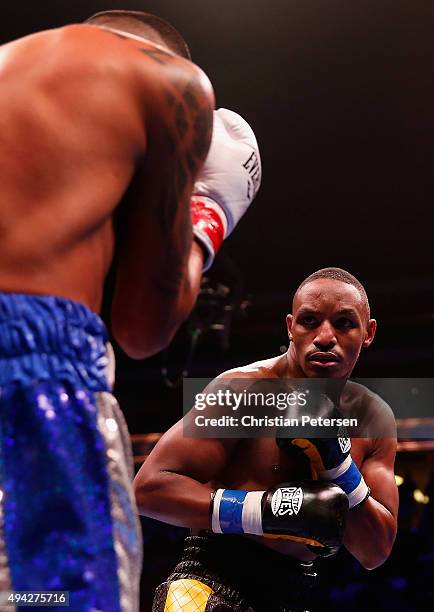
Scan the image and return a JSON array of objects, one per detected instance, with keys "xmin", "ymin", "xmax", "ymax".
[{"xmin": 191, "ymin": 108, "xmax": 261, "ymax": 271}]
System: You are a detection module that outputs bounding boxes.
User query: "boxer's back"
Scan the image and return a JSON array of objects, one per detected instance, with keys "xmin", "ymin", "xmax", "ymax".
[{"xmin": 0, "ymin": 24, "xmax": 208, "ymax": 311}]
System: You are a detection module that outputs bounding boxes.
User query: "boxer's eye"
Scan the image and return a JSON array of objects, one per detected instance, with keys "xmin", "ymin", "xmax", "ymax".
[
  {"xmin": 299, "ymin": 315, "xmax": 317, "ymax": 327},
  {"xmin": 334, "ymin": 317, "xmax": 356, "ymax": 329}
]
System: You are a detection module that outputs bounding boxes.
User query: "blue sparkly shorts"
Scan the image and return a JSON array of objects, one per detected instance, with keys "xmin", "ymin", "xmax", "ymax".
[{"xmin": 0, "ymin": 294, "xmax": 142, "ymax": 611}]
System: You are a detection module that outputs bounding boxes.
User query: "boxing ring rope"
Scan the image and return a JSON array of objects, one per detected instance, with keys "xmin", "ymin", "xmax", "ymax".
[{"xmin": 131, "ymin": 419, "xmax": 434, "ymax": 464}]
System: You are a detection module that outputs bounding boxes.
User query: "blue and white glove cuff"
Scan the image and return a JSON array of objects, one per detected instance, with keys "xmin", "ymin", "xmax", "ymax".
[
  {"xmin": 320, "ymin": 455, "xmax": 369, "ymax": 509},
  {"xmin": 211, "ymin": 489, "xmax": 264, "ymax": 535}
]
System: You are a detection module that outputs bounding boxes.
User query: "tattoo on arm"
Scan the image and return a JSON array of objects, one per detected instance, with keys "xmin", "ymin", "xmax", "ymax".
[
  {"xmin": 107, "ymin": 28, "xmax": 212, "ymax": 289},
  {"xmin": 155, "ymin": 76, "xmax": 212, "ymax": 293},
  {"xmin": 106, "ymin": 26, "xmax": 212, "ymax": 214},
  {"xmin": 159, "ymin": 77, "xmax": 213, "ymax": 235}
]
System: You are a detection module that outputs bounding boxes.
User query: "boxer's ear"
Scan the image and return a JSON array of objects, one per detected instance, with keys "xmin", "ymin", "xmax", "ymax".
[
  {"xmin": 286, "ymin": 314, "xmax": 293, "ymax": 341},
  {"xmin": 363, "ymin": 319, "xmax": 377, "ymax": 348}
]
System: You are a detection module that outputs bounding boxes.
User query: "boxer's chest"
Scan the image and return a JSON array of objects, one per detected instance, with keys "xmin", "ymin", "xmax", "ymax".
[{"xmin": 214, "ymin": 436, "xmax": 371, "ymax": 491}]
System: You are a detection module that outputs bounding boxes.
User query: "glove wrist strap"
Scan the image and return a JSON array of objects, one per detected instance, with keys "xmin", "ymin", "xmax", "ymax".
[
  {"xmin": 321, "ymin": 457, "xmax": 369, "ymax": 509},
  {"xmin": 351, "ymin": 486, "xmax": 371, "ymax": 509},
  {"xmin": 191, "ymin": 197, "xmax": 227, "ymax": 271},
  {"xmin": 210, "ymin": 488, "xmax": 264, "ymax": 535}
]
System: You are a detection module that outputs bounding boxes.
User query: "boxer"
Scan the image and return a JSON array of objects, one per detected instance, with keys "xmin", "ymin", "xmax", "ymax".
[
  {"xmin": 0, "ymin": 9, "xmax": 261, "ymax": 611},
  {"xmin": 135, "ymin": 268, "xmax": 398, "ymax": 611}
]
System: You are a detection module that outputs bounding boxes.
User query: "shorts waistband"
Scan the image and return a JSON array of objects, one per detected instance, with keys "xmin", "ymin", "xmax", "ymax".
[
  {"xmin": 0, "ymin": 293, "xmax": 109, "ymax": 391},
  {"xmin": 182, "ymin": 532, "xmax": 316, "ymax": 576},
  {"xmin": 170, "ymin": 534, "xmax": 317, "ymax": 610}
]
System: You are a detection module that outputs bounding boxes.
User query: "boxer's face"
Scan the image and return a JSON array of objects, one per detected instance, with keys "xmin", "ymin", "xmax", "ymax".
[{"xmin": 287, "ymin": 279, "xmax": 376, "ymax": 378}]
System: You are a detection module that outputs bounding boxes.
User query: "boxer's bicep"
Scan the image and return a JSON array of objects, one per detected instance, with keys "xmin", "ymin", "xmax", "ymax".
[
  {"xmin": 111, "ymin": 68, "xmax": 214, "ymax": 358},
  {"xmin": 134, "ymin": 419, "xmax": 238, "ymax": 527},
  {"xmin": 138, "ymin": 419, "xmax": 237, "ymax": 485},
  {"xmin": 361, "ymin": 437, "xmax": 398, "ymax": 519}
]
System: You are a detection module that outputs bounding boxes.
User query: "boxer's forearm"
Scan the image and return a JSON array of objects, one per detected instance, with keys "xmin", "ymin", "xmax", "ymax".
[
  {"xmin": 158, "ymin": 238, "xmax": 204, "ymax": 341},
  {"xmin": 343, "ymin": 496, "xmax": 397, "ymax": 569},
  {"xmin": 134, "ymin": 469, "xmax": 212, "ymax": 529},
  {"xmin": 161, "ymin": 238, "xmax": 204, "ymax": 333},
  {"xmin": 113, "ymin": 239, "xmax": 203, "ymax": 359},
  {"xmin": 155, "ymin": 239, "xmax": 204, "ymax": 349},
  {"xmin": 178, "ymin": 239, "xmax": 205, "ymax": 315}
]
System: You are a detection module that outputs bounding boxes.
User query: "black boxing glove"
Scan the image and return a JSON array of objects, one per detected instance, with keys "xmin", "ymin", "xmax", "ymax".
[
  {"xmin": 277, "ymin": 393, "xmax": 370, "ymax": 509},
  {"xmin": 210, "ymin": 481, "xmax": 348, "ymax": 556}
]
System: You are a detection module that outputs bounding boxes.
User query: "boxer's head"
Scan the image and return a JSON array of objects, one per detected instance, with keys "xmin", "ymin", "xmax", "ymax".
[
  {"xmin": 286, "ymin": 268, "xmax": 376, "ymax": 378},
  {"xmin": 85, "ymin": 10, "xmax": 191, "ymax": 59}
]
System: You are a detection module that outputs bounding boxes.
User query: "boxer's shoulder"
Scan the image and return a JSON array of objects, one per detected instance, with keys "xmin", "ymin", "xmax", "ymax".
[
  {"xmin": 342, "ymin": 380, "xmax": 395, "ymax": 421},
  {"xmin": 2, "ymin": 24, "xmax": 213, "ymax": 128},
  {"xmin": 339, "ymin": 381, "xmax": 396, "ymax": 448},
  {"xmin": 0, "ymin": 25, "xmax": 139, "ymax": 92},
  {"xmin": 64, "ymin": 24, "xmax": 213, "ymax": 102},
  {"xmin": 217, "ymin": 355, "xmax": 284, "ymax": 380}
]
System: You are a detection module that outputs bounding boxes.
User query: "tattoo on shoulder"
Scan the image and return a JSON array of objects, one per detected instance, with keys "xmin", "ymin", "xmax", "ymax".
[{"xmin": 183, "ymin": 82, "xmax": 200, "ymax": 112}]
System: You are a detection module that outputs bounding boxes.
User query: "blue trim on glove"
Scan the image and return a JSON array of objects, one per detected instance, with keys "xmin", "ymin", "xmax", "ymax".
[
  {"xmin": 219, "ymin": 490, "xmax": 248, "ymax": 534},
  {"xmin": 332, "ymin": 460, "xmax": 362, "ymax": 496}
]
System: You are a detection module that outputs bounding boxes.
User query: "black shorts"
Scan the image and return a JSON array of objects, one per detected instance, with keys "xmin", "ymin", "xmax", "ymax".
[{"xmin": 152, "ymin": 533, "xmax": 317, "ymax": 611}]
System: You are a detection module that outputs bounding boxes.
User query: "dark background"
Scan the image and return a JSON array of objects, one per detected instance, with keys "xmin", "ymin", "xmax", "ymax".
[
  {"xmin": 2, "ymin": 4, "xmax": 433, "ymax": 423},
  {"xmin": 2, "ymin": 2, "xmax": 433, "ymax": 610},
  {"xmin": 14, "ymin": 0, "xmax": 429, "ymax": 432},
  {"xmin": 3, "ymin": 2, "xmax": 433, "ymax": 415}
]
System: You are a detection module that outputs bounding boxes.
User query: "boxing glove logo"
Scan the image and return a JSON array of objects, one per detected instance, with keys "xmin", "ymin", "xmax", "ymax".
[
  {"xmin": 271, "ymin": 487, "xmax": 303, "ymax": 517},
  {"xmin": 243, "ymin": 150, "xmax": 261, "ymax": 201},
  {"xmin": 337, "ymin": 426, "xmax": 351, "ymax": 454}
]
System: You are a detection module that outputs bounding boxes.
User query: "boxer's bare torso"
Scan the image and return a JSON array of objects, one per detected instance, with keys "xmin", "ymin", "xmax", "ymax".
[
  {"xmin": 137, "ymin": 354, "xmax": 381, "ymax": 561},
  {"xmin": 0, "ymin": 24, "xmax": 213, "ymax": 347},
  {"xmin": 208, "ymin": 356, "xmax": 370, "ymax": 559}
]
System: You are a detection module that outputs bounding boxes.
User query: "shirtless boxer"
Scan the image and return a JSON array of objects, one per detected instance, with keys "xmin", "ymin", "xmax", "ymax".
[
  {"xmin": 0, "ymin": 9, "xmax": 260, "ymax": 611},
  {"xmin": 135, "ymin": 267, "xmax": 398, "ymax": 611}
]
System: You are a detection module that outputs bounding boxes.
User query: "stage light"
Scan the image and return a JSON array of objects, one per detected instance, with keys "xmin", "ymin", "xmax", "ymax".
[{"xmin": 413, "ymin": 489, "xmax": 429, "ymax": 504}]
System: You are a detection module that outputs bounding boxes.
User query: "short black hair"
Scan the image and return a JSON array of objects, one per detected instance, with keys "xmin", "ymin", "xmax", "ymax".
[
  {"xmin": 294, "ymin": 267, "xmax": 371, "ymax": 319},
  {"xmin": 85, "ymin": 10, "xmax": 191, "ymax": 60}
]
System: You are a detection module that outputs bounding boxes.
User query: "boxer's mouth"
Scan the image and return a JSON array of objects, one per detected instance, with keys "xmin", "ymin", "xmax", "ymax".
[{"xmin": 307, "ymin": 352, "xmax": 341, "ymax": 365}]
